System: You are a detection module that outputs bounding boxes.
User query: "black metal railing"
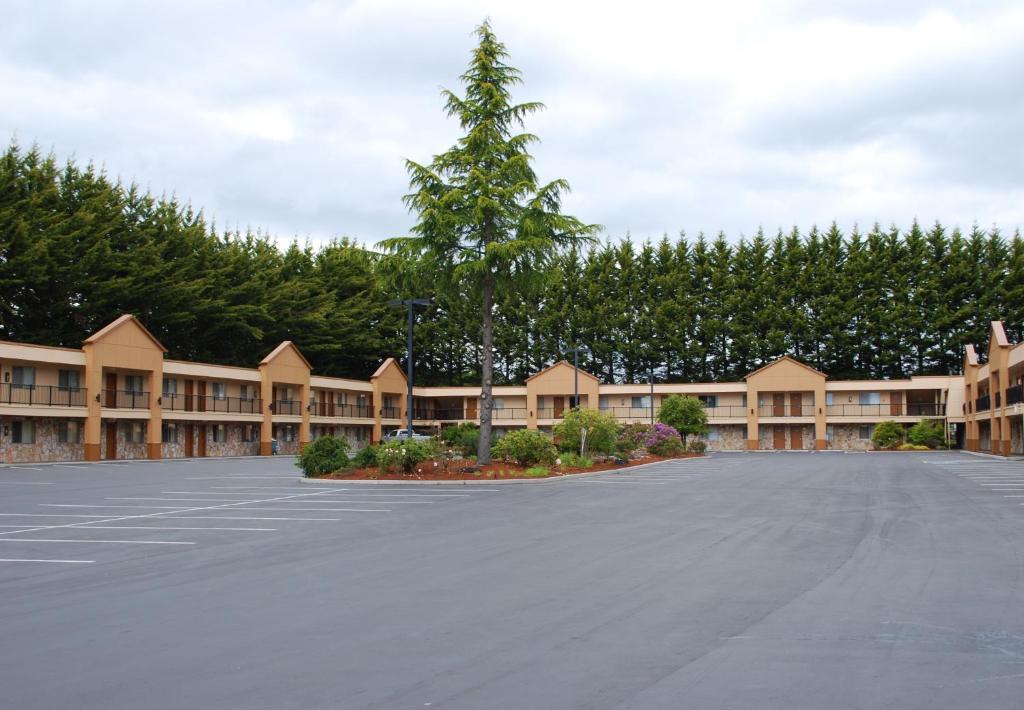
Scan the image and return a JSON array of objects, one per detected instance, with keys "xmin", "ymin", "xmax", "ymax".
[
  {"xmin": 825, "ymin": 403, "xmax": 945, "ymax": 417},
  {"xmin": 0, "ymin": 383, "xmax": 87, "ymax": 406},
  {"xmin": 312, "ymin": 402, "xmax": 374, "ymax": 418},
  {"xmin": 702, "ymin": 405, "xmax": 748, "ymax": 418},
  {"xmin": 104, "ymin": 389, "xmax": 150, "ymax": 409},
  {"xmin": 758, "ymin": 404, "xmax": 817, "ymax": 417},
  {"xmin": 163, "ymin": 393, "xmax": 261, "ymax": 413},
  {"xmin": 1007, "ymin": 384, "xmax": 1024, "ymax": 406},
  {"xmin": 413, "ymin": 408, "xmax": 468, "ymax": 420},
  {"xmin": 381, "ymin": 406, "xmax": 400, "ymax": 419},
  {"xmin": 976, "ymin": 395, "xmax": 991, "ymax": 412},
  {"xmin": 272, "ymin": 400, "xmax": 301, "ymax": 415}
]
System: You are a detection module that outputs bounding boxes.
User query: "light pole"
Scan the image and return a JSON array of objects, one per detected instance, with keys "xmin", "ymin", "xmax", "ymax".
[
  {"xmin": 564, "ymin": 346, "xmax": 590, "ymax": 410},
  {"xmin": 649, "ymin": 365, "xmax": 655, "ymax": 426},
  {"xmin": 388, "ymin": 298, "xmax": 431, "ymax": 436}
]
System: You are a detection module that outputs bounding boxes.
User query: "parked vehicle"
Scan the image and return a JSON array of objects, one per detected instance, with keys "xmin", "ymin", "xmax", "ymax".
[{"xmin": 382, "ymin": 429, "xmax": 432, "ymax": 443}]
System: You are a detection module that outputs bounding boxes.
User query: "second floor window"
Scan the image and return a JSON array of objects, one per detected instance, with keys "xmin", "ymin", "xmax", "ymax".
[
  {"xmin": 239, "ymin": 384, "xmax": 251, "ymax": 400},
  {"xmin": 698, "ymin": 395, "xmax": 718, "ymax": 408},
  {"xmin": 163, "ymin": 378, "xmax": 178, "ymax": 395},
  {"xmin": 493, "ymin": 397, "xmax": 505, "ymax": 410},
  {"xmin": 59, "ymin": 370, "xmax": 80, "ymax": 390},
  {"xmin": 858, "ymin": 392, "xmax": 880, "ymax": 405},
  {"xmin": 12, "ymin": 366, "xmax": 35, "ymax": 389},
  {"xmin": 124, "ymin": 375, "xmax": 144, "ymax": 393},
  {"xmin": 631, "ymin": 396, "xmax": 651, "ymax": 409},
  {"xmin": 212, "ymin": 382, "xmax": 226, "ymax": 400}
]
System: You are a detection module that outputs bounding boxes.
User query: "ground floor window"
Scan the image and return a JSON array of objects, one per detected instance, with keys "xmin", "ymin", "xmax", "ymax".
[
  {"xmin": 277, "ymin": 425, "xmax": 297, "ymax": 442},
  {"xmin": 706, "ymin": 426, "xmax": 719, "ymax": 441},
  {"xmin": 58, "ymin": 420, "xmax": 82, "ymax": 444},
  {"xmin": 859, "ymin": 424, "xmax": 874, "ymax": 440},
  {"xmin": 12, "ymin": 420, "xmax": 35, "ymax": 444},
  {"xmin": 127, "ymin": 422, "xmax": 146, "ymax": 444},
  {"xmin": 242, "ymin": 424, "xmax": 258, "ymax": 443},
  {"xmin": 211, "ymin": 424, "xmax": 227, "ymax": 443},
  {"xmin": 826, "ymin": 424, "xmax": 834, "ymax": 442},
  {"xmin": 161, "ymin": 422, "xmax": 177, "ymax": 443}
]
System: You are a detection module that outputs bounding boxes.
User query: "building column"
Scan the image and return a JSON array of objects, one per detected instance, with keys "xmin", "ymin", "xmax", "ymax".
[
  {"xmin": 299, "ymin": 381, "xmax": 311, "ymax": 450},
  {"xmin": 814, "ymin": 385, "xmax": 827, "ymax": 450},
  {"xmin": 147, "ymin": 369, "xmax": 162, "ymax": 460},
  {"xmin": 746, "ymin": 387, "xmax": 759, "ymax": 450},
  {"xmin": 83, "ymin": 346, "xmax": 102, "ymax": 461},
  {"xmin": 259, "ymin": 369, "xmax": 273, "ymax": 456}
]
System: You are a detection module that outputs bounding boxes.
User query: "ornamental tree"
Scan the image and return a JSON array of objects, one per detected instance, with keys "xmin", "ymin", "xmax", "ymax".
[
  {"xmin": 657, "ymin": 394, "xmax": 708, "ymax": 446},
  {"xmin": 379, "ymin": 21, "xmax": 598, "ymax": 463}
]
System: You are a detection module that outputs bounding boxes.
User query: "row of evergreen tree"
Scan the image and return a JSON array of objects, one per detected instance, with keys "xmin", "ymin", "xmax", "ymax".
[{"xmin": 1, "ymin": 143, "xmax": 1019, "ymax": 384}]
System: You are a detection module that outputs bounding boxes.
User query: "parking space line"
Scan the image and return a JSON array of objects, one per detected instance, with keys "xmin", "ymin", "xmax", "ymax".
[
  {"xmin": 0, "ymin": 558, "xmax": 94, "ymax": 564},
  {"xmin": 0, "ymin": 539, "xmax": 195, "ymax": 545},
  {"xmin": 62, "ymin": 525, "xmax": 276, "ymax": 531},
  {"xmin": 163, "ymin": 516, "xmax": 342, "ymax": 521},
  {"xmin": 0, "ymin": 481, "xmax": 55, "ymax": 485}
]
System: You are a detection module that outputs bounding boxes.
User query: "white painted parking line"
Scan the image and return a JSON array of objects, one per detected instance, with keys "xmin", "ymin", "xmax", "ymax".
[
  {"xmin": 0, "ymin": 539, "xmax": 195, "ymax": 545},
  {"xmin": 67, "ymin": 525, "xmax": 276, "ymax": 531},
  {"xmin": 0, "ymin": 481, "xmax": 54, "ymax": 485},
  {"xmin": 0, "ymin": 558, "xmax": 94, "ymax": 564},
  {"xmin": 0, "ymin": 513, "xmax": 123, "ymax": 518},
  {"xmin": 169, "ymin": 506, "xmax": 391, "ymax": 512},
  {"xmin": 2, "ymin": 466, "xmax": 43, "ymax": 471},
  {"xmin": 41, "ymin": 503, "xmax": 391, "ymax": 512},
  {"xmin": 163, "ymin": 515, "xmax": 342, "ymax": 521}
]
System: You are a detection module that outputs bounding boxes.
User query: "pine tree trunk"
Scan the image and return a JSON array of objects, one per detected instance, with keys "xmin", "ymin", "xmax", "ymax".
[{"xmin": 477, "ymin": 273, "xmax": 495, "ymax": 464}]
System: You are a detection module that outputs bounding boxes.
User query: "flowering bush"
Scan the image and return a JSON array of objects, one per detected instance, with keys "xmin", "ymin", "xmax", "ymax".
[
  {"xmin": 644, "ymin": 422, "xmax": 684, "ymax": 456},
  {"xmin": 616, "ymin": 423, "xmax": 651, "ymax": 456},
  {"xmin": 376, "ymin": 439, "xmax": 436, "ymax": 474}
]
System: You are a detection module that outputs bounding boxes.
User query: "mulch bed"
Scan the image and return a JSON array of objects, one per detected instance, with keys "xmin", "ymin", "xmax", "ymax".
[{"xmin": 314, "ymin": 452, "xmax": 704, "ymax": 481}]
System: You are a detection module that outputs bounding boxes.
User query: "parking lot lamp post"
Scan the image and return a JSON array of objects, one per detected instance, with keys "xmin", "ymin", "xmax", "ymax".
[
  {"xmin": 649, "ymin": 366, "xmax": 655, "ymax": 426},
  {"xmin": 564, "ymin": 346, "xmax": 589, "ymax": 409},
  {"xmin": 389, "ymin": 298, "xmax": 431, "ymax": 436}
]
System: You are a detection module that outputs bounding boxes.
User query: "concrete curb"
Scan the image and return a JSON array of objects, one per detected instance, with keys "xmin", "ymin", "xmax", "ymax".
[
  {"xmin": 297, "ymin": 456, "xmax": 708, "ymax": 486},
  {"xmin": 960, "ymin": 450, "xmax": 1024, "ymax": 461}
]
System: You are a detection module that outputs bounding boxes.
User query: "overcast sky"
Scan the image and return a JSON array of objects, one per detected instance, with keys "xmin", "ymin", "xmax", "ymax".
[{"xmin": 3, "ymin": 0, "xmax": 1022, "ymax": 247}]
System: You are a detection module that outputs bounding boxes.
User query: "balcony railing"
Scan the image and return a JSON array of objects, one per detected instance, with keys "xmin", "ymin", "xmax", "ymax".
[
  {"xmin": 272, "ymin": 400, "xmax": 301, "ymax": 416},
  {"xmin": 758, "ymin": 404, "xmax": 817, "ymax": 417},
  {"xmin": 825, "ymin": 403, "xmax": 945, "ymax": 417},
  {"xmin": 0, "ymin": 383, "xmax": 87, "ymax": 407},
  {"xmin": 104, "ymin": 389, "xmax": 150, "ymax": 409},
  {"xmin": 1007, "ymin": 384, "xmax": 1024, "ymax": 406},
  {"xmin": 976, "ymin": 395, "xmax": 991, "ymax": 413},
  {"xmin": 163, "ymin": 393, "xmax": 262, "ymax": 414},
  {"xmin": 312, "ymin": 402, "xmax": 374, "ymax": 418},
  {"xmin": 703, "ymin": 405, "xmax": 748, "ymax": 418},
  {"xmin": 381, "ymin": 406, "xmax": 400, "ymax": 419}
]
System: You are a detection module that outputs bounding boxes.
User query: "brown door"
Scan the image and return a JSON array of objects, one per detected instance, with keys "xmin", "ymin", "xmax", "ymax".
[
  {"xmin": 105, "ymin": 373, "xmax": 117, "ymax": 408},
  {"xmin": 773, "ymin": 393, "xmax": 786, "ymax": 417},
  {"xmin": 790, "ymin": 393, "xmax": 803, "ymax": 416},
  {"xmin": 467, "ymin": 398, "xmax": 477, "ymax": 419},
  {"xmin": 184, "ymin": 424, "xmax": 194, "ymax": 457},
  {"xmin": 773, "ymin": 426, "xmax": 787, "ymax": 450},
  {"xmin": 790, "ymin": 425, "xmax": 802, "ymax": 450},
  {"xmin": 197, "ymin": 381, "xmax": 207, "ymax": 412},
  {"xmin": 105, "ymin": 421, "xmax": 117, "ymax": 459},
  {"xmin": 184, "ymin": 380, "xmax": 194, "ymax": 412},
  {"xmin": 554, "ymin": 397, "xmax": 565, "ymax": 418},
  {"xmin": 197, "ymin": 425, "xmax": 207, "ymax": 457},
  {"xmin": 890, "ymin": 392, "xmax": 903, "ymax": 416}
]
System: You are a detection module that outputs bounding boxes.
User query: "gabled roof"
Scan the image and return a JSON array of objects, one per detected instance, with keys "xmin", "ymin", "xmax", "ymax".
[
  {"xmin": 259, "ymin": 341, "xmax": 312, "ymax": 370},
  {"xmin": 371, "ymin": 357, "xmax": 406, "ymax": 381},
  {"xmin": 526, "ymin": 360, "xmax": 600, "ymax": 383},
  {"xmin": 83, "ymin": 314, "xmax": 166, "ymax": 352},
  {"xmin": 964, "ymin": 344, "xmax": 979, "ymax": 367},
  {"xmin": 744, "ymin": 356, "xmax": 826, "ymax": 380},
  {"xmin": 990, "ymin": 321, "xmax": 1010, "ymax": 348}
]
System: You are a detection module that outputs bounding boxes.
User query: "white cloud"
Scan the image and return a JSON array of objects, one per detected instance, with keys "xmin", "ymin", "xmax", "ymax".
[{"xmin": 1, "ymin": 0, "xmax": 1020, "ymax": 246}]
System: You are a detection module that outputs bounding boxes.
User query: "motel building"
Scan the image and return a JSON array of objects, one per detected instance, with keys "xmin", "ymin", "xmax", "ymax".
[{"xmin": 6, "ymin": 313, "xmax": 1014, "ymax": 464}]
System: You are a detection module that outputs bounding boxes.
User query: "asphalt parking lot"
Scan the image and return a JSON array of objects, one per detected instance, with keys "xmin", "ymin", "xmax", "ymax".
[{"xmin": 2, "ymin": 452, "xmax": 1024, "ymax": 709}]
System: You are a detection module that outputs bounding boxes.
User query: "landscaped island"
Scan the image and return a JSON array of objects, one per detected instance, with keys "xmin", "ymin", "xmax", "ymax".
[{"xmin": 298, "ymin": 399, "xmax": 709, "ymax": 480}]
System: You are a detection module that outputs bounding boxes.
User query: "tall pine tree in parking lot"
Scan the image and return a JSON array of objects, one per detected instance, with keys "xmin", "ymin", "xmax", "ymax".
[{"xmin": 379, "ymin": 20, "xmax": 598, "ymax": 463}]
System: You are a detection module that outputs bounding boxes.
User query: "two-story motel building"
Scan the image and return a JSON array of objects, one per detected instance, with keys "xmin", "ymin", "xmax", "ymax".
[{"xmin": 2, "ymin": 313, "xmax": 1010, "ymax": 464}]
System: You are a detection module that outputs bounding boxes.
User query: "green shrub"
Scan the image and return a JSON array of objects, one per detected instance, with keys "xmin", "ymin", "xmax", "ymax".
[
  {"xmin": 558, "ymin": 452, "xmax": 593, "ymax": 468},
  {"xmin": 687, "ymin": 439, "xmax": 708, "ymax": 454},
  {"xmin": 377, "ymin": 439, "xmax": 436, "ymax": 474},
  {"xmin": 353, "ymin": 444, "xmax": 379, "ymax": 468},
  {"xmin": 492, "ymin": 429, "xmax": 557, "ymax": 467},
  {"xmin": 898, "ymin": 443, "xmax": 930, "ymax": 451},
  {"xmin": 907, "ymin": 419, "xmax": 944, "ymax": 449},
  {"xmin": 616, "ymin": 422, "xmax": 651, "ymax": 456},
  {"xmin": 524, "ymin": 466, "xmax": 550, "ymax": 477},
  {"xmin": 658, "ymin": 394, "xmax": 708, "ymax": 446},
  {"xmin": 645, "ymin": 423, "xmax": 685, "ymax": 456},
  {"xmin": 871, "ymin": 420, "xmax": 906, "ymax": 449},
  {"xmin": 440, "ymin": 423, "xmax": 479, "ymax": 456},
  {"xmin": 295, "ymin": 436, "xmax": 350, "ymax": 477},
  {"xmin": 554, "ymin": 407, "xmax": 620, "ymax": 456}
]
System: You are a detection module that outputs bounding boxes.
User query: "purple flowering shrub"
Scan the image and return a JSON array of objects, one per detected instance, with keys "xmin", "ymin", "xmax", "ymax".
[{"xmin": 644, "ymin": 422, "xmax": 685, "ymax": 456}]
